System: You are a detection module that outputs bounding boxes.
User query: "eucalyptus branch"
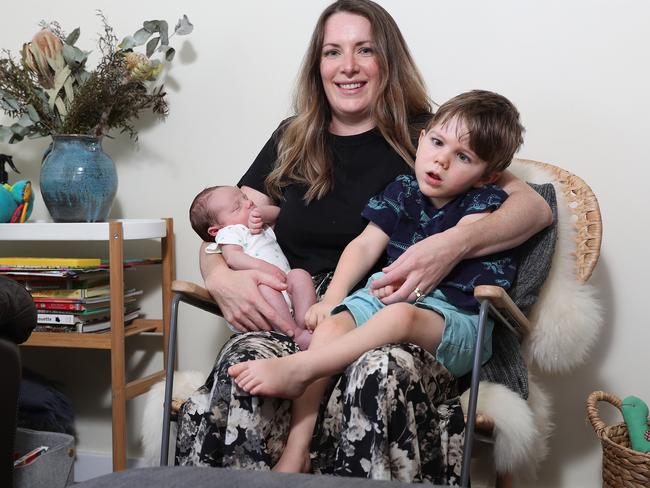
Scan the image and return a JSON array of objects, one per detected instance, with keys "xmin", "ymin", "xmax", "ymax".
[{"xmin": 0, "ymin": 13, "xmax": 192, "ymax": 143}]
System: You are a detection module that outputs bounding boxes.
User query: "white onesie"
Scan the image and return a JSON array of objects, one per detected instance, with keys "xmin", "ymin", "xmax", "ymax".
[{"xmin": 206, "ymin": 224, "xmax": 292, "ymax": 310}]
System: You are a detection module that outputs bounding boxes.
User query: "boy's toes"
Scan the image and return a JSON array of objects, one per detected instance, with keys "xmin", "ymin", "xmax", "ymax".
[
  {"xmin": 228, "ymin": 362, "xmax": 247, "ymax": 377},
  {"xmin": 249, "ymin": 378, "xmax": 265, "ymax": 396}
]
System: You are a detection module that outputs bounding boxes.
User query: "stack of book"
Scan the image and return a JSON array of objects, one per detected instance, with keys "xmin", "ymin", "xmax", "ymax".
[{"xmin": 0, "ymin": 257, "xmax": 142, "ymax": 333}]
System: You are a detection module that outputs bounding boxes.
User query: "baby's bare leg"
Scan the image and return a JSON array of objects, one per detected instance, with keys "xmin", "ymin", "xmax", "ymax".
[
  {"xmin": 229, "ymin": 303, "xmax": 443, "ymax": 397},
  {"xmin": 286, "ymin": 269, "xmax": 317, "ymax": 328},
  {"xmin": 286, "ymin": 269, "xmax": 317, "ymax": 350},
  {"xmin": 258, "ymin": 284, "xmax": 300, "ymax": 338}
]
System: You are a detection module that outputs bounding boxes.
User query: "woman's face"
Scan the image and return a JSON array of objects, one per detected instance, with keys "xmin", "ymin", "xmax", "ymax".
[{"xmin": 320, "ymin": 12, "xmax": 380, "ymax": 135}]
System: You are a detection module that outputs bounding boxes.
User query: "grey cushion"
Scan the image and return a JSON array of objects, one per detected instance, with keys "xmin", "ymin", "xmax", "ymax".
[
  {"xmin": 509, "ymin": 183, "xmax": 558, "ymax": 313},
  {"xmin": 460, "ymin": 183, "xmax": 558, "ymax": 399},
  {"xmin": 74, "ymin": 467, "xmax": 443, "ymax": 488}
]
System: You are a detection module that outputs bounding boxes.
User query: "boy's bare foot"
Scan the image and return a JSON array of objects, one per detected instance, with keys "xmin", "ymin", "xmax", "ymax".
[
  {"xmin": 228, "ymin": 353, "xmax": 310, "ymax": 399},
  {"xmin": 273, "ymin": 446, "xmax": 311, "ymax": 474}
]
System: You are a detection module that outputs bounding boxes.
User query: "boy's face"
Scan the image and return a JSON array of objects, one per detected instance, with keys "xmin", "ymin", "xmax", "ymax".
[
  {"xmin": 207, "ymin": 186, "xmax": 256, "ymax": 237},
  {"xmin": 415, "ymin": 117, "xmax": 498, "ymax": 208}
]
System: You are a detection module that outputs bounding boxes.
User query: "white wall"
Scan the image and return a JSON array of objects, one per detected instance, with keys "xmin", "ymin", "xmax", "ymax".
[{"xmin": 1, "ymin": 1, "xmax": 649, "ymax": 486}]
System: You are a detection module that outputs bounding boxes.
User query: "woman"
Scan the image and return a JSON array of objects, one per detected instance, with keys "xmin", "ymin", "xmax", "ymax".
[{"xmin": 175, "ymin": 0, "xmax": 551, "ymax": 484}]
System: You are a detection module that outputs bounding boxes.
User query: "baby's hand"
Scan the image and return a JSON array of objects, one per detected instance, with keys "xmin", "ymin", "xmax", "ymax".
[
  {"xmin": 304, "ymin": 300, "xmax": 336, "ymax": 330},
  {"xmin": 248, "ymin": 209, "xmax": 263, "ymax": 234}
]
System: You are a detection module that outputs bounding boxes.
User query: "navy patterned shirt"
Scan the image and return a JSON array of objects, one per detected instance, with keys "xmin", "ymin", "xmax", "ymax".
[{"xmin": 362, "ymin": 174, "xmax": 518, "ymax": 311}]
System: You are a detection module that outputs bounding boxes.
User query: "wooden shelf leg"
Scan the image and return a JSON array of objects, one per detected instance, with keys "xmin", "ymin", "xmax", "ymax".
[
  {"xmin": 109, "ymin": 221, "xmax": 127, "ymax": 471},
  {"xmin": 161, "ymin": 218, "xmax": 175, "ymax": 370}
]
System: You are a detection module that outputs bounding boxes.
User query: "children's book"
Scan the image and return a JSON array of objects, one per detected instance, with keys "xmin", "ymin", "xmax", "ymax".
[
  {"xmin": 77, "ymin": 309, "xmax": 140, "ymax": 333},
  {"xmin": 0, "ymin": 257, "xmax": 160, "ymax": 275},
  {"xmin": 37, "ymin": 309, "xmax": 109, "ymax": 325},
  {"xmin": 37, "ymin": 305, "xmax": 139, "ymax": 325},
  {"xmin": 13, "ymin": 273, "xmax": 110, "ymax": 290},
  {"xmin": 0, "ymin": 257, "xmax": 102, "ymax": 267},
  {"xmin": 33, "ymin": 309, "xmax": 140, "ymax": 333},
  {"xmin": 30, "ymin": 285, "xmax": 112, "ymax": 299},
  {"xmin": 33, "ymin": 324, "xmax": 76, "ymax": 333},
  {"xmin": 32, "ymin": 289, "xmax": 142, "ymax": 306},
  {"xmin": 34, "ymin": 301, "xmax": 111, "ymax": 312}
]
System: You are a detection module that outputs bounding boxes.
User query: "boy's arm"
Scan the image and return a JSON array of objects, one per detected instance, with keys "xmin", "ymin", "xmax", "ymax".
[
  {"xmin": 325, "ymin": 223, "xmax": 390, "ymax": 303},
  {"xmin": 220, "ymin": 244, "xmax": 287, "ymax": 283},
  {"xmin": 305, "ymin": 223, "xmax": 389, "ymax": 328}
]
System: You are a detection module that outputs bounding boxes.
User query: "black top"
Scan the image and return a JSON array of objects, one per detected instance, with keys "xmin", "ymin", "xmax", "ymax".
[{"xmin": 239, "ymin": 121, "xmax": 420, "ymax": 277}]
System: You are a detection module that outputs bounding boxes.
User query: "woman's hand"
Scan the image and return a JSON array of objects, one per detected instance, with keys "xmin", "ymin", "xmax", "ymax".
[
  {"xmin": 204, "ymin": 266, "xmax": 293, "ymax": 334},
  {"xmin": 370, "ymin": 229, "xmax": 465, "ymax": 304},
  {"xmin": 256, "ymin": 262, "xmax": 287, "ymax": 284},
  {"xmin": 304, "ymin": 300, "xmax": 337, "ymax": 330}
]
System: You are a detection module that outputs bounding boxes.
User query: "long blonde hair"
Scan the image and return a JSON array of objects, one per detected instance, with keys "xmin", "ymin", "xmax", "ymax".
[{"xmin": 266, "ymin": 0, "xmax": 431, "ymax": 203}]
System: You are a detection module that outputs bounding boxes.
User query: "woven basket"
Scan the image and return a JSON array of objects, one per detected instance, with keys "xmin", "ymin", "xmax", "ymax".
[{"xmin": 587, "ymin": 391, "xmax": 650, "ymax": 487}]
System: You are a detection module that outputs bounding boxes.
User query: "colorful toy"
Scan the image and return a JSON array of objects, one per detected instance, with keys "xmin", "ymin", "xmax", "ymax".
[
  {"xmin": 0, "ymin": 154, "xmax": 34, "ymax": 223},
  {"xmin": 621, "ymin": 395, "xmax": 650, "ymax": 453}
]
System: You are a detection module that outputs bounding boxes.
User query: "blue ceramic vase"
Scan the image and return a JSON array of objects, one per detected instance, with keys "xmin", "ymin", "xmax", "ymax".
[{"xmin": 40, "ymin": 135, "xmax": 117, "ymax": 222}]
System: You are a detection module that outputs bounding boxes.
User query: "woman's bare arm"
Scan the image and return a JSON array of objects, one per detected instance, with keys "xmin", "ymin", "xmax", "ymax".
[
  {"xmin": 371, "ymin": 170, "xmax": 552, "ymax": 304},
  {"xmin": 241, "ymin": 185, "xmax": 274, "ymax": 206},
  {"xmin": 199, "ymin": 242, "xmax": 291, "ymax": 332},
  {"xmin": 459, "ymin": 170, "xmax": 553, "ymax": 255}
]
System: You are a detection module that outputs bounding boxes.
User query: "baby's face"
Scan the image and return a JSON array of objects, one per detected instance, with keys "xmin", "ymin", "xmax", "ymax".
[{"xmin": 210, "ymin": 186, "xmax": 255, "ymax": 228}]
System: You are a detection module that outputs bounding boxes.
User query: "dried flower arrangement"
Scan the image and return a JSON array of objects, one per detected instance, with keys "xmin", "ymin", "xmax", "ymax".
[{"xmin": 0, "ymin": 12, "xmax": 193, "ymax": 143}]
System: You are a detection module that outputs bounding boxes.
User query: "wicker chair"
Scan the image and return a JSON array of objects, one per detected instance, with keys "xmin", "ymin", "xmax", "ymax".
[
  {"xmin": 159, "ymin": 159, "xmax": 602, "ymax": 487},
  {"xmin": 464, "ymin": 159, "xmax": 602, "ymax": 487}
]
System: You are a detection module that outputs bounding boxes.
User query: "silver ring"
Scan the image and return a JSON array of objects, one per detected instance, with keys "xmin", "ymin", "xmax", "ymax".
[{"xmin": 413, "ymin": 287, "xmax": 423, "ymax": 300}]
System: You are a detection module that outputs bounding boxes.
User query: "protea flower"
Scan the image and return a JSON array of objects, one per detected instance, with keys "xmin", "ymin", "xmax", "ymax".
[
  {"xmin": 21, "ymin": 29, "xmax": 64, "ymax": 89},
  {"xmin": 124, "ymin": 51, "xmax": 163, "ymax": 81}
]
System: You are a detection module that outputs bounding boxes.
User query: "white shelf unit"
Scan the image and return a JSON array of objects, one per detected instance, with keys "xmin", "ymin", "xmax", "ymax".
[{"xmin": 1, "ymin": 218, "xmax": 175, "ymax": 472}]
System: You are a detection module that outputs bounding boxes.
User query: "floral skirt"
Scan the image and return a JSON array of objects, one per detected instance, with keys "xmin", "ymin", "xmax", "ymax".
[{"xmin": 174, "ymin": 331, "xmax": 465, "ymax": 485}]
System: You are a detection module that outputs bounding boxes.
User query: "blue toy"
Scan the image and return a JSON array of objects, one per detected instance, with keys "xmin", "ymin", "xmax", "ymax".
[
  {"xmin": 0, "ymin": 154, "xmax": 34, "ymax": 223},
  {"xmin": 621, "ymin": 395, "xmax": 650, "ymax": 453}
]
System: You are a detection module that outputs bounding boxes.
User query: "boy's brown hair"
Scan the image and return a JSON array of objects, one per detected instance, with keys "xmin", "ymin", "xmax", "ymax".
[
  {"xmin": 428, "ymin": 90, "xmax": 524, "ymax": 174},
  {"xmin": 189, "ymin": 185, "xmax": 222, "ymax": 242}
]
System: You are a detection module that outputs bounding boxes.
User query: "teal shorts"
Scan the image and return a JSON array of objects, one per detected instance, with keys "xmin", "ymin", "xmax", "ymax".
[{"xmin": 331, "ymin": 272, "xmax": 493, "ymax": 377}]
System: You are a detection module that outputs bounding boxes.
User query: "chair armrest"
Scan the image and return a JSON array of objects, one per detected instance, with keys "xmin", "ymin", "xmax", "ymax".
[
  {"xmin": 172, "ymin": 280, "xmax": 215, "ymax": 304},
  {"xmin": 474, "ymin": 285, "xmax": 531, "ymax": 339},
  {"xmin": 171, "ymin": 280, "xmax": 223, "ymax": 316}
]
